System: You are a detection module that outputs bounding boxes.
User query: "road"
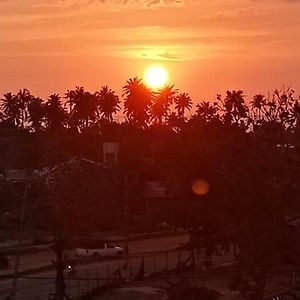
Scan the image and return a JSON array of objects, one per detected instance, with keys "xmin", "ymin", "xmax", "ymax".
[
  {"xmin": 0, "ymin": 234, "xmax": 189, "ymax": 300},
  {"xmin": 0, "ymin": 233, "xmax": 189, "ymax": 277}
]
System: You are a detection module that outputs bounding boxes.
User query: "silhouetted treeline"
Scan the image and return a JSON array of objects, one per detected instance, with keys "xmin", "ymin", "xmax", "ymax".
[
  {"xmin": 1, "ymin": 82, "xmax": 299, "ymax": 132},
  {"xmin": 0, "ymin": 81, "xmax": 299, "ymax": 167}
]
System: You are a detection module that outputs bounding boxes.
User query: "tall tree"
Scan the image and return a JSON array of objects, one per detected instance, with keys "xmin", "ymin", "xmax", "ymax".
[
  {"xmin": 220, "ymin": 90, "xmax": 249, "ymax": 126},
  {"xmin": 97, "ymin": 86, "xmax": 120, "ymax": 122},
  {"xmin": 194, "ymin": 101, "xmax": 220, "ymax": 124},
  {"xmin": 65, "ymin": 87, "xmax": 98, "ymax": 130},
  {"xmin": 174, "ymin": 92, "xmax": 192, "ymax": 118},
  {"xmin": 123, "ymin": 77, "xmax": 152, "ymax": 127},
  {"xmin": 17, "ymin": 88, "xmax": 32, "ymax": 128},
  {"xmin": 27, "ymin": 97, "xmax": 45, "ymax": 132},
  {"xmin": 44, "ymin": 94, "xmax": 67, "ymax": 131},
  {"xmin": 250, "ymin": 94, "xmax": 266, "ymax": 122},
  {"xmin": 0, "ymin": 92, "xmax": 20, "ymax": 126},
  {"xmin": 151, "ymin": 85, "xmax": 177, "ymax": 125}
]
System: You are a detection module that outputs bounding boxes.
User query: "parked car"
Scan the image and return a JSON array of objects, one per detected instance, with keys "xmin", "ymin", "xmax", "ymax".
[
  {"xmin": 74, "ymin": 238, "xmax": 124, "ymax": 259},
  {"xmin": 0, "ymin": 254, "xmax": 9, "ymax": 269}
]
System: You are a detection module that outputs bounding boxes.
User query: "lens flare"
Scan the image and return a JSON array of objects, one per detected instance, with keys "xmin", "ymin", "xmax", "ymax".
[{"xmin": 192, "ymin": 179, "xmax": 210, "ymax": 196}]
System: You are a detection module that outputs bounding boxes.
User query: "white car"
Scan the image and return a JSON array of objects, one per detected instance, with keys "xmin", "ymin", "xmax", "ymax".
[{"xmin": 75, "ymin": 239, "xmax": 124, "ymax": 258}]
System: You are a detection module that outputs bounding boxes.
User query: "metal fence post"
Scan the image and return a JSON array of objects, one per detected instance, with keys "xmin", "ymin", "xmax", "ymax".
[
  {"xmin": 153, "ymin": 253, "xmax": 156, "ymax": 273},
  {"xmin": 130, "ymin": 257, "xmax": 133, "ymax": 280},
  {"xmin": 86, "ymin": 271, "xmax": 90, "ymax": 293},
  {"xmin": 96, "ymin": 267, "xmax": 100, "ymax": 288},
  {"xmin": 166, "ymin": 252, "xmax": 169, "ymax": 272},
  {"xmin": 106, "ymin": 265, "xmax": 110, "ymax": 284},
  {"xmin": 177, "ymin": 250, "xmax": 182, "ymax": 270},
  {"xmin": 76, "ymin": 277, "xmax": 80, "ymax": 300}
]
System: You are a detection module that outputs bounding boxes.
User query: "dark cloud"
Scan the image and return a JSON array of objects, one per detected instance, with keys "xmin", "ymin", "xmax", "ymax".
[{"xmin": 141, "ymin": 50, "xmax": 180, "ymax": 60}]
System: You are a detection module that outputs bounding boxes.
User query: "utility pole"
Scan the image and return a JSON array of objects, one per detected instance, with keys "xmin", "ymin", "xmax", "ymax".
[
  {"xmin": 12, "ymin": 176, "xmax": 31, "ymax": 298},
  {"xmin": 124, "ymin": 172, "xmax": 129, "ymax": 266}
]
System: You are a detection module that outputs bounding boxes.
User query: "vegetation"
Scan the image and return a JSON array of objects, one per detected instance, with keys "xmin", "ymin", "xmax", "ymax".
[{"xmin": 0, "ymin": 81, "xmax": 300, "ymax": 300}]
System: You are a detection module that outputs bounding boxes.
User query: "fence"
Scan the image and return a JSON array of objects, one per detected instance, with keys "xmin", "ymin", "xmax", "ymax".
[
  {"xmin": 66, "ymin": 249, "xmax": 193, "ymax": 300},
  {"xmin": 6, "ymin": 249, "xmax": 193, "ymax": 300}
]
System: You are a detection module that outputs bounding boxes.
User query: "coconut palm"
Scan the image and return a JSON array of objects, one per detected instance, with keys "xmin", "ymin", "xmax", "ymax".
[
  {"xmin": 174, "ymin": 92, "xmax": 192, "ymax": 118},
  {"xmin": 151, "ymin": 85, "xmax": 177, "ymax": 125},
  {"xmin": 65, "ymin": 87, "xmax": 98, "ymax": 130},
  {"xmin": 1, "ymin": 92, "xmax": 20, "ymax": 126},
  {"xmin": 223, "ymin": 90, "xmax": 248, "ymax": 124},
  {"xmin": 17, "ymin": 88, "xmax": 32, "ymax": 127},
  {"xmin": 27, "ymin": 97, "xmax": 45, "ymax": 132},
  {"xmin": 195, "ymin": 101, "xmax": 219, "ymax": 123},
  {"xmin": 44, "ymin": 94, "xmax": 67, "ymax": 131},
  {"xmin": 122, "ymin": 77, "xmax": 152, "ymax": 127},
  {"xmin": 250, "ymin": 94, "xmax": 266, "ymax": 121},
  {"xmin": 97, "ymin": 86, "xmax": 120, "ymax": 122}
]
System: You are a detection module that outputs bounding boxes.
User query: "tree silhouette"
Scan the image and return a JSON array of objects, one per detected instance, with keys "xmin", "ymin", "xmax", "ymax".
[
  {"xmin": 65, "ymin": 87, "xmax": 98, "ymax": 130},
  {"xmin": 195, "ymin": 101, "xmax": 219, "ymax": 124},
  {"xmin": 221, "ymin": 90, "xmax": 249, "ymax": 125},
  {"xmin": 17, "ymin": 88, "xmax": 32, "ymax": 128},
  {"xmin": 1, "ymin": 92, "xmax": 20, "ymax": 126},
  {"xmin": 250, "ymin": 94, "xmax": 266, "ymax": 121},
  {"xmin": 123, "ymin": 77, "xmax": 152, "ymax": 127},
  {"xmin": 44, "ymin": 94, "xmax": 67, "ymax": 131},
  {"xmin": 27, "ymin": 97, "xmax": 45, "ymax": 132},
  {"xmin": 97, "ymin": 86, "xmax": 120, "ymax": 122},
  {"xmin": 151, "ymin": 85, "xmax": 177, "ymax": 125},
  {"xmin": 174, "ymin": 92, "xmax": 192, "ymax": 118},
  {"xmin": 166, "ymin": 112, "xmax": 186, "ymax": 132}
]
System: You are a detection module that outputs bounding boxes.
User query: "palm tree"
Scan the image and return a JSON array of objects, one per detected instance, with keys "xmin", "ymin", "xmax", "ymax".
[
  {"xmin": 1, "ymin": 92, "xmax": 20, "ymax": 126},
  {"xmin": 17, "ymin": 88, "xmax": 32, "ymax": 128},
  {"xmin": 195, "ymin": 101, "xmax": 219, "ymax": 123},
  {"xmin": 44, "ymin": 94, "xmax": 67, "ymax": 131},
  {"xmin": 122, "ymin": 77, "xmax": 152, "ymax": 127},
  {"xmin": 174, "ymin": 92, "xmax": 192, "ymax": 118},
  {"xmin": 65, "ymin": 87, "xmax": 98, "ymax": 130},
  {"xmin": 151, "ymin": 85, "xmax": 177, "ymax": 125},
  {"xmin": 222, "ymin": 90, "xmax": 248, "ymax": 124},
  {"xmin": 97, "ymin": 86, "xmax": 120, "ymax": 122},
  {"xmin": 65, "ymin": 86, "xmax": 84, "ymax": 113},
  {"xmin": 250, "ymin": 94, "xmax": 266, "ymax": 121},
  {"xmin": 27, "ymin": 97, "xmax": 45, "ymax": 132}
]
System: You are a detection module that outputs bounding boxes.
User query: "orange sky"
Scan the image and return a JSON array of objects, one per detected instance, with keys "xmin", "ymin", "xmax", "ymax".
[{"xmin": 1, "ymin": 0, "xmax": 300, "ymax": 103}]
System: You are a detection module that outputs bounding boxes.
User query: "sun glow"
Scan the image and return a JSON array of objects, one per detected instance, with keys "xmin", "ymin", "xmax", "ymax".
[{"xmin": 144, "ymin": 65, "xmax": 169, "ymax": 89}]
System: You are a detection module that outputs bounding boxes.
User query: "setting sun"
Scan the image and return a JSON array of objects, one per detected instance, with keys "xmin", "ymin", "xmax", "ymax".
[{"xmin": 144, "ymin": 65, "xmax": 169, "ymax": 89}]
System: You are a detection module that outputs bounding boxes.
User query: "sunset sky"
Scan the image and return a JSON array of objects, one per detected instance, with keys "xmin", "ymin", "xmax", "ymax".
[{"xmin": 1, "ymin": 0, "xmax": 300, "ymax": 103}]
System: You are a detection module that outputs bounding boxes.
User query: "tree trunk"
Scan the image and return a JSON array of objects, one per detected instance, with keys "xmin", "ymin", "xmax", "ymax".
[{"xmin": 55, "ymin": 237, "xmax": 66, "ymax": 300}]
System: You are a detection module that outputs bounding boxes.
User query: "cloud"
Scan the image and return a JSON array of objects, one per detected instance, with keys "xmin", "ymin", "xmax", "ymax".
[
  {"xmin": 32, "ymin": 0, "xmax": 184, "ymax": 9},
  {"xmin": 91, "ymin": 0, "xmax": 185, "ymax": 7}
]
